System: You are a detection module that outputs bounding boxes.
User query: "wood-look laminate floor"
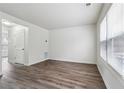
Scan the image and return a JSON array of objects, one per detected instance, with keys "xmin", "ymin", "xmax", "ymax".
[{"xmin": 0, "ymin": 60, "xmax": 106, "ymax": 89}]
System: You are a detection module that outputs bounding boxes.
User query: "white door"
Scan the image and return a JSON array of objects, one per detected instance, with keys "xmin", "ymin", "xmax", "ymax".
[{"xmin": 14, "ymin": 29, "xmax": 25, "ymax": 64}]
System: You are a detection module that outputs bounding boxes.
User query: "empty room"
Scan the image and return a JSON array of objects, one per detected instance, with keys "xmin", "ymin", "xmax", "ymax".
[{"xmin": 0, "ymin": 3, "xmax": 124, "ymax": 89}]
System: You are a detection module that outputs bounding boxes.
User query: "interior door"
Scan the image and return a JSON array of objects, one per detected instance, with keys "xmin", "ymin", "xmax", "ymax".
[{"xmin": 14, "ymin": 28, "xmax": 25, "ymax": 64}]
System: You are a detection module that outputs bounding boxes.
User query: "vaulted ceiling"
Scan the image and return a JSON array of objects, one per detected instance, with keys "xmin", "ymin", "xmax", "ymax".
[{"xmin": 0, "ymin": 3, "xmax": 103, "ymax": 29}]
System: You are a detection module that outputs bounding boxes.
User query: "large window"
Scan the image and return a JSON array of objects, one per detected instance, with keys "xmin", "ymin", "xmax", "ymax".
[{"xmin": 100, "ymin": 4, "xmax": 124, "ymax": 76}]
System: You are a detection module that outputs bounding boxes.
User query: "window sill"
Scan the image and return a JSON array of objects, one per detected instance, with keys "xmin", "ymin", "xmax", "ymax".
[
  {"xmin": 100, "ymin": 58, "xmax": 124, "ymax": 87},
  {"xmin": 100, "ymin": 56, "xmax": 124, "ymax": 79}
]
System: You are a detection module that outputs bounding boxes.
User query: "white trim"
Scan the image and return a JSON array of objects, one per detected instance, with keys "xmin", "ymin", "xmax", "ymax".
[
  {"xmin": 97, "ymin": 59, "xmax": 124, "ymax": 88},
  {"xmin": 49, "ymin": 58, "xmax": 96, "ymax": 64},
  {"xmin": 27, "ymin": 58, "xmax": 96, "ymax": 66},
  {"xmin": 97, "ymin": 63, "xmax": 109, "ymax": 88},
  {"xmin": 27, "ymin": 58, "xmax": 49, "ymax": 66}
]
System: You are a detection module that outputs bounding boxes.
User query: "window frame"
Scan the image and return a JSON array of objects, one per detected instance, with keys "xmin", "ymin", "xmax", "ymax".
[{"xmin": 100, "ymin": 3, "xmax": 124, "ymax": 78}]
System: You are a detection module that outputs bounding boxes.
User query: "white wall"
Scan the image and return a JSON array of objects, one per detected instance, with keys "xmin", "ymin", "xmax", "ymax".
[
  {"xmin": 28, "ymin": 26, "xmax": 49, "ymax": 65},
  {"xmin": 49, "ymin": 25, "xmax": 97, "ymax": 64},
  {"xmin": 0, "ymin": 11, "xmax": 49, "ymax": 71},
  {"xmin": 97, "ymin": 4, "xmax": 124, "ymax": 88}
]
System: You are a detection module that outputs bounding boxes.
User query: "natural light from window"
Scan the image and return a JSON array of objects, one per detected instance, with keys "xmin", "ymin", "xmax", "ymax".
[{"xmin": 100, "ymin": 4, "xmax": 124, "ymax": 77}]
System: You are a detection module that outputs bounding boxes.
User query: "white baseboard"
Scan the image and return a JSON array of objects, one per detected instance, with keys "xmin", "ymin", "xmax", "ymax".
[
  {"xmin": 97, "ymin": 59, "xmax": 124, "ymax": 89},
  {"xmin": 49, "ymin": 58, "xmax": 96, "ymax": 64},
  {"xmin": 8, "ymin": 60, "xmax": 15, "ymax": 64},
  {"xmin": 27, "ymin": 58, "xmax": 49, "ymax": 66},
  {"xmin": 27, "ymin": 58, "xmax": 96, "ymax": 66},
  {"xmin": 97, "ymin": 64, "xmax": 109, "ymax": 89}
]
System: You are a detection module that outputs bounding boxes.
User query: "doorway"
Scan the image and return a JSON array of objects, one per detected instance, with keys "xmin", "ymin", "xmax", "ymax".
[{"xmin": 1, "ymin": 19, "xmax": 28, "ymax": 65}]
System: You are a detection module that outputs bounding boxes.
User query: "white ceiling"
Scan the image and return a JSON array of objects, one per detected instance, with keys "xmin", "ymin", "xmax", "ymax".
[{"xmin": 0, "ymin": 3, "xmax": 103, "ymax": 30}]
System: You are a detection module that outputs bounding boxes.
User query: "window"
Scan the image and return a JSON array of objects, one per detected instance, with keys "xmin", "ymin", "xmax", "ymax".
[
  {"xmin": 100, "ymin": 4, "xmax": 124, "ymax": 76},
  {"xmin": 107, "ymin": 4, "xmax": 124, "ymax": 75}
]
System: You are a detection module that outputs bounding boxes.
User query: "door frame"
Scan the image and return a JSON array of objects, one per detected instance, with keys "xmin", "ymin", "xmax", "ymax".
[
  {"xmin": 8, "ymin": 25, "xmax": 28, "ymax": 65},
  {"xmin": 0, "ymin": 15, "xmax": 29, "ymax": 66}
]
